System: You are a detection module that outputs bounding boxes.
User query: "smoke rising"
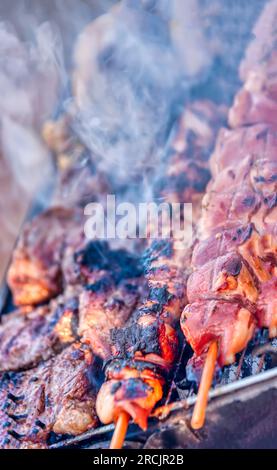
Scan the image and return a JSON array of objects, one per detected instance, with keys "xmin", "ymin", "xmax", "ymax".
[
  {"xmin": 0, "ymin": 17, "xmax": 65, "ymax": 279},
  {"xmin": 0, "ymin": 0, "xmax": 265, "ymax": 277},
  {"xmin": 71, "ymin": 1, "xmax": 212, "ymax": 192}
]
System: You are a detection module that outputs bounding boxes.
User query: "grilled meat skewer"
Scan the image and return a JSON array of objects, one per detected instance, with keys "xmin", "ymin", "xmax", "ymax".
[
  {"xmin": 7, "ymin": 199, "xmax": 144, "ymax": 357},
  {"xmin": 181, "ymin": 0, "xmax": 277, "ymax": 429},
  {"xmin": 1, "ymin": 237, "xmax": 143, "ymax": 446},
  {"xmin": 5, "ymin": 235, "xmax": 144, "ymax": 368},
  {"xmin": 97, "ymin": 237, "xmax": 186, "ymax": 430},
  {"xmin": 66, "ymin": 239, "xmax": 144, "ymax": 359},
  {"xmin": 96, "ymin": 101, "xmax": 226, "ymax": 431}
]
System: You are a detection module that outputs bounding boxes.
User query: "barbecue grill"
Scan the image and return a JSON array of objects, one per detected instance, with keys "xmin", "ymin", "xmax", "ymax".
[
  {"xmin": 1, "ymin": 267, "xmax": 276, "ymax": 449},
  {"xmin": 1, "ymin": 113, "xmax": 276, "ymax": 450},
  {"xmin": 0, "ymin": 0, "xmax": 276, "ymax": 450}
]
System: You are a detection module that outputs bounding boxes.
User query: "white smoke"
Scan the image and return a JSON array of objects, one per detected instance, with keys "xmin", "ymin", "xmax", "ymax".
[
  {"xmin": 0, "ymin": 21, "xmax": 65, "ymax": 129},
  {"xmin": 71, "ymin": 0, "xmax": 213, "ymax": 191},
  {"xmin": 0, "ymin": 19, "xmax": 65, "ymax": 279},
  {"xmin": 0, "ymin": 21, "xmax": 65, "ymax": 196}
]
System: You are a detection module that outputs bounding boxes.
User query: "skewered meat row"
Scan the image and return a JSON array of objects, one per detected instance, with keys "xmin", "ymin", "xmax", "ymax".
[
  {"xmin": 0, "ymin": 344, "xmax": 98, "ymax": 449},
  {"xmin": 155, "ymin": 101, "xmax": 226, "ymax": 215},
  {"xmin": 64, "ymin": 238, "xmax": 144, "ymax": 359},
  {"xmin": 0, "ymin": 239, "xmax": 143, "ymax": 448},
  {"xmin": 2, "ymin": 208, "xmax": 144, "ymax": 447},
  {"xmin": 96, "ymin": 237, "xmax": 186, "ymax": 430},
  {"xmin": 96, "ymin": 101, "xmax": 226, "ymax": 430},
  {"xmin": 181, "ymin": 1, "xmax": 277, "ymax": 370},
  {"xmin": 1, "ymin": 81, "xmax": 225, "ymax": 442},
  {"xmin": 5, "ymin": 218, "xmax": 144, "ymax": 363}
]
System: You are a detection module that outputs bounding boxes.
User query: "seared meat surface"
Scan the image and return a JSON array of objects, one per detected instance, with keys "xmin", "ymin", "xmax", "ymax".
[
  {"xmin": 64, "ymin": 239, "xmax": 144, "ymax": 358},
  {"xmin": 2, "ymin": 234, "xmax": 144, "ymax": 446},
  {"xmin": 7, "ymin": 207, "xmax": 83, "ymax": 306},
  {"xmin": 79, "ymin": 277, "xmax": 142, "ymax": 359},
  {"xmin": 0, "ymin": 297, "xmax": 78, "ymax": 372},
  {"xmin": 0, "ymin": 344, "xmax": 98, "ymax": 449}
]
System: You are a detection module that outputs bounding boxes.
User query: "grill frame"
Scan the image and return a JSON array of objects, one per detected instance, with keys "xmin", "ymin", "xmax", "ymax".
[{"xmin": 47, "ymin": 367, "xmax": 277, "ymax": 449}]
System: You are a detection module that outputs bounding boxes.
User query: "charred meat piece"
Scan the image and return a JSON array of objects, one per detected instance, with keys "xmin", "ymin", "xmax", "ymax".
[
  {"xmin": 182, "ymin": 228, "xmax": 276, "ymax": 364},
  {"xmin": 142, "ymin": 238, "xmax": 188, "ymax": 325},
  {"xmin": 111, "ymin": 311, "xmax": 179, "ymax": 369},
  {"xmin": 7, "ymin": 207, "xmax": 83, "ymax": 306},
  {"xmin": 79, "ymin": 277, "xmax": 142, "ymax": 360},
  {"xmin": 0, "ymin": 344, "xmax": 98, "ymax": 449},
  {"xmin": 64, "ymin": 238, "xmax": 144, "ymax": 358},
  {"xmin": 64, "ymin": 239, "xmax": 142, "ymax": 287},
  {"xmin": 203, "ymin": 124, "xmax": 277, "ymax": 238},
  {"xmin": 0, "ymin": 298, "xmax": 78, "ymax": 372},
  {"xmin": 187, "ymin": 252, "xmax": 258, "ymax": 304},
  {"xmin": 97, "ymin": 359, "xmax": 164, "ymax": 431}
]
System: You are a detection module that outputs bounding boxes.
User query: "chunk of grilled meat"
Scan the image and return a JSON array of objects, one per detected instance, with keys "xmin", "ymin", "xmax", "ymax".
[
  {"xmin": 8, "ymin": 213, "xmax": 143, "ymax": 358},
  {"xmin": 63, "ymin": 238, "xmax": 142, "ymax": 288},
  {"xmin": 0, "ymin": 344, "xmax": 98, "ymax": 449},
  {"xmin": 182, "ymin": 301, "xmax": 255, "ymax": 366},
  {"xmin": 97, "ymin": 359, "xmax": 164, "ymax": 431},
  {"xmin": 7, "ymin": 207, "xmax": 83, "ymax": 306},
  {"xmin": 181, "ymin": 3, "xmax": 277, "ymax": 366},
  {"xmin": 79, "ymin": 277, "xmax": 142, "ymax": 360},
  {"xmin": 64, "ymin": 238, "xmax": 144, "ymax": 358},
  {"xmin": 96, "ymin": 101, "xmax": 226, "ymax": 429},
  {"xmin": 0, "ymin": 297, "xmax": 78, "ymax": 372}
]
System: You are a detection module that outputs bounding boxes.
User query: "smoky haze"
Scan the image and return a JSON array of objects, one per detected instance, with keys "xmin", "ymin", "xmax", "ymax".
[
  {"xmin": 0, "ymin": 0, "xmax": 265, "ymax": 279},
  {"xmin": 70, "ymin": 1, "xmax": 213, "ymax": 197}
]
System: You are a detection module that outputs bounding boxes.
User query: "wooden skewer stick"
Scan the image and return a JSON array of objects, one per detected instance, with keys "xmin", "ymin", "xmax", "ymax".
[
  {"xmin": 191, "ymin": 341, "xmax": 218, "ymax": 430},
  {"xmin": 110, "ymin": 411, "xmax": 130, "ymax": 449}
]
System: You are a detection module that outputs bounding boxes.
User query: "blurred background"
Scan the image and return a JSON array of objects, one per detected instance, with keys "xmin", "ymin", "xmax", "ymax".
[{"xmin": 0, "ymin": 0, "xmax": 265, "ymax": 280}]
